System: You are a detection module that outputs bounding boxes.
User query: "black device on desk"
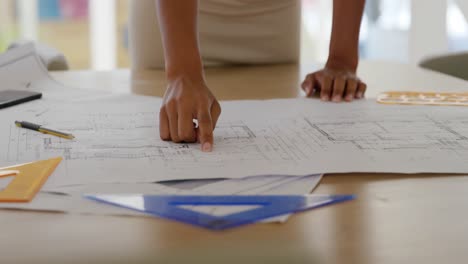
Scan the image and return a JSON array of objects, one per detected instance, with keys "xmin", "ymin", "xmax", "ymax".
[{"xmin": 0, "ymin": 90, "xmax": 42, "ymax": 109}]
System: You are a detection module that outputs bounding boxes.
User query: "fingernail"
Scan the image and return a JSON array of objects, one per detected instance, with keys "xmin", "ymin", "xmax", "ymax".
[
  {"xmin": 356, "ymin": 92, "xmax": 363, "ymax": 99},
  {"xmin": 346, "ymin": 95, "xmax": 354, "ymax": 101},
  {"xmin": 332, "ymin": 96, "xmax": 341, "ymax": 102},
  {"xmin": 202, "ymin": 142, "xmax": 212, "ymax": 152},
  {"xmin": 321, "ymin": 95, "xmax": 329, "ymax": 101},
  {"xmin": 305, "ymin": 87, "xmax": 311, "ymax": 96}
]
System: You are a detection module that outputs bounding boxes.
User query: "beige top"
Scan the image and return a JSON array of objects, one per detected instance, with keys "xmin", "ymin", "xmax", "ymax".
[{"xmin": 129, "ymin": 0, "xmax": 301, "ymax": 70}]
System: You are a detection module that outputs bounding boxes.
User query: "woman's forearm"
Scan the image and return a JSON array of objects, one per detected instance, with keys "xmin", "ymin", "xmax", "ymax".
[
  {"xmin": 327, "ymin": 0, "xmax": 366, "ymax": 71},
  {"xmin": 156, "ymin": 0, "xmax": 203, "ymax": 79}
]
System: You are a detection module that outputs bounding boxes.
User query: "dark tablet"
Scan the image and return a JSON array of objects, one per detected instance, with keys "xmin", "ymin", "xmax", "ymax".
[{"xmin": 0, "ymin": 90, "xmax": 42, "ymax": 109}]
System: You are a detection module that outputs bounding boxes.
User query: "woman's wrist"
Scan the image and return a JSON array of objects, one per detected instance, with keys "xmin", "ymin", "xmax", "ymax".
[
  {"xmin": 166, "ymin": 60, "xmax": 205, "ymax": 82},
  {"xmin": 325, "ymin": 54, "xmax": 358, "ymax": 73},
  {"xmin": 165, "ymin": 64, "xmax": 207, "ymax": 91}
]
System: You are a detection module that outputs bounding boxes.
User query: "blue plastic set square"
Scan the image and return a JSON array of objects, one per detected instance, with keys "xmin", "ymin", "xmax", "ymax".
[{"xmin": 85, "ymin": 194, "xmax": 355, "ymax": 231}]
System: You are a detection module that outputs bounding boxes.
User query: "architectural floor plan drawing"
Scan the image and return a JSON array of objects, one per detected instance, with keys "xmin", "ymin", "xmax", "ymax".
[{"xmin": 2, "ymin": 45, "xmax": 468, "ymax": 188}]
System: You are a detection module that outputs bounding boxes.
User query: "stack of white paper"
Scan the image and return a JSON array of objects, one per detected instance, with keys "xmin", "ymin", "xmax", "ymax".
[{"xmin": 0, "ymin": 175, "xmax": 322, "ymax": 223}]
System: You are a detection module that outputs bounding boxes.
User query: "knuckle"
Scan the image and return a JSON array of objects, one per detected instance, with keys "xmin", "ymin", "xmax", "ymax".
[
  {"xmin": 198, "ymin": 109, "xmax": 212, "ymax": 120},
  {"xmin": 332, "ymin": 90, "xmax": 342, "ymax": 96},
  {"xmin": 336, "ymin": 76, "xmax": 346, "ymax": 84},
  {"xmin": 180, "ymin": 131, "xmax": 195, "ymax": 141},
  {"xmin": 160, "ymin": 134, "xmax": 170, "ymax": 141},
  {"xmin": 322, "ymin": 70, "xmax": 332, "ymax": 78},
  {"xmin": 175, "ymin": 94, "xmax": 190, "ymax": 105},
  {"xmin": 333, "ymin": 85, "xmax": 344, "ymax": 93},
  {"xmin": 198, "ymin": 115, "xmax": 212, "ymax": 124},
  {"xmin": 159, "ymin": 105, "xmax": 167, "ymax": 115},
  {"xmin": 165, "ymin": 98, "xmax": 178, "ymax": 110},
  {"xmin": 181, "ymin": 136, "xmax": 194, "ymax": 143},
  {"xmin": 213, "ymin": 101, "xmax": 222, "ymax": 113},
  {"xmin": 322, "ymin": 75, "xmax": 332, "ymax": 83},
  {"xmin": 172, "ymin": 136, "xmax": 182, "ymax": 143},
  {"xmin": 197, "ymin": 98, "xmax": 211, "ymax": 108},
  {"xmin": 215, "ymin": 107, "xmax": 222, "ymax": 117},
  {"xmin": 343, "ymin": 72, "xmax": 356, "ymax": 79},
  {"xmin": 335, "ymin": 86, "xmax": 345, "ymax": 92},
  {"xmin": 159, "ymin": 130, "xmax": 170, "ymax": 141},
  {"xmin": 322, "ymin": 83, "xmax": 331, "ymax": 91},
  {"xmin": 347, "ymin": 83, "xmax": 358, "ymax": 91},
  {"xmin": 199, "ymin": 120, "xmax": 213, "ymax": 130},
  {"xmin": 346, "ymin": 87, "xmax": 356, "ymax": 94},
  {"xmin": 198, "ymin": 108, "xmax": 211, "ymax": 118}
]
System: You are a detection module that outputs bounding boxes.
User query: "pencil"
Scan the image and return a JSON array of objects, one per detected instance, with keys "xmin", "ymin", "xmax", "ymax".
[{"xmin": 15, "ymin": 121, "xmax": 75, "ymax": 140}]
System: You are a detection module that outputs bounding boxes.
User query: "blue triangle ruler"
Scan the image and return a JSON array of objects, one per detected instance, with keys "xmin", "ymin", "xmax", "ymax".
[{"xmin": 85, "ymin": 194, "xmax": 355, "ymax": 231}]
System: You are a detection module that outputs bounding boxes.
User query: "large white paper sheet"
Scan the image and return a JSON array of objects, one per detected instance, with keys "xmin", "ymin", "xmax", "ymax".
[{"xmin": 2, "ymin": 45, "xmax": 468, "ymax": 190}]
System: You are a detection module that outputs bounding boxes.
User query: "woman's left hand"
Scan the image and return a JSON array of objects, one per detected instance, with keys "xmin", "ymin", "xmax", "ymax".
[{"xmin": 301, "ymin": 64, "xmax": 367, "ymax": 102}]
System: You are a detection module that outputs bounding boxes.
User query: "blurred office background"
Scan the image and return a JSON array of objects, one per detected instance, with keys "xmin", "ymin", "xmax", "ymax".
[{"xmin": 0, "ymin": 0, "xmax": 467, "ymax": 70}]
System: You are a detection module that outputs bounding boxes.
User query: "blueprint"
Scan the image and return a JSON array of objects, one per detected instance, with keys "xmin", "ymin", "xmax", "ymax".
[{"xmin": 1, "ymin": 45, "xmax": 468, "ymax": 189}]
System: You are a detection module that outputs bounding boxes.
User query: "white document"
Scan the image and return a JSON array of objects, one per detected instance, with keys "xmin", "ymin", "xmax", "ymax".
[
  {"xmin": 0, "ymin": 44, "xmax": 111, "ymax": 101},
  {"xmin": 0, "ymin": 183, "xmax": 188, "ymax": 215},
  {"xmin": 185, "ymin": 174, "xmax": 323, "ymax": 222},
  {"xmin": 0, "ymin": 175, "xmax": 322, "ymax": 223},
  {"xmin": 0, "ymin": 44, "xmax": 53, "ymax": 92}
]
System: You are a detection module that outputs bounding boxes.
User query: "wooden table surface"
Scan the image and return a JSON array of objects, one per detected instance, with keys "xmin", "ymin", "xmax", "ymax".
[{"xmin": 1, "ymin": 62, "xmax": 468, "ymax": 264}]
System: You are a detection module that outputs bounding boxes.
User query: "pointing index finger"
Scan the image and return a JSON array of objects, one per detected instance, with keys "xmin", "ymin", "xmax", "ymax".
[{"xmin": 197, "ymin": 109, "xmax": 214, "ymax": 152}]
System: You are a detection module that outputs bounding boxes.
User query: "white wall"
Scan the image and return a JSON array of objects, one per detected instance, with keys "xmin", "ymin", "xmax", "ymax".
[{"xmin": 89, "ymin": 0, "xmax": 117, "ymax": 70}]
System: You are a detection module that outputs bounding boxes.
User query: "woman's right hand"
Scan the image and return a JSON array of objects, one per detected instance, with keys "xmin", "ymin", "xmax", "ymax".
[{"xmin": 159, "ymin": 73, "xmax": 221, "ymax": 152}]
